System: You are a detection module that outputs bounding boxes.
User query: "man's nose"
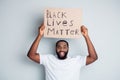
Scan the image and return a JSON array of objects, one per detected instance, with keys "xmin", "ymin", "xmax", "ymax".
[{"xmin": 59, "ymin": 48, "xmax": 64, "ymax": 51}]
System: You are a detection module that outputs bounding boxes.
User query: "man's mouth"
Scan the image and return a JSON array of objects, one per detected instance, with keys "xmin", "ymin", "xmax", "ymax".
[{"xmin": 59, "ymin": 51, "xmax": 65, "ymax": 56}]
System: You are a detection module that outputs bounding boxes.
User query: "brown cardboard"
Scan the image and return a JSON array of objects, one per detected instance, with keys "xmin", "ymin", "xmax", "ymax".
[{"xmin": 44, "ymin": 8, "xmax": 82, "ymax": 38}]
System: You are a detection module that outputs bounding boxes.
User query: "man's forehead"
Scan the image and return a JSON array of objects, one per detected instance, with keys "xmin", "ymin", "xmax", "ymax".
[{"xmin": 57, "ymin": 42, "xmax": 67, "ymax": 45}]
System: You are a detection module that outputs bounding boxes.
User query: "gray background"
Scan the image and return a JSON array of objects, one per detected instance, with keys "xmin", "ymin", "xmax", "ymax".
[{"xmin": 0, "ymin": 0, "xmax": 120, "ymax": 80}]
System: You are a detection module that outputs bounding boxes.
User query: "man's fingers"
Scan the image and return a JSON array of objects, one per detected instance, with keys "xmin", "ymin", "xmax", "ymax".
[
  {"xmin": 81, "ymin": 25, "xmax": 88, "ymax": 31},
  {"xmin": 39, "ymin": 23, "xmax": 45, "ymax": 30}
]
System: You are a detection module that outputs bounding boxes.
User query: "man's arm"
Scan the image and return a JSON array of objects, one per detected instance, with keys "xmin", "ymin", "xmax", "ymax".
[
  {"xmin": 81, "ymin": 26, "xmax": 98, "ymax": 65},
  {"xmin": 27, "ymin": 23, "xmax": 45, "ymax": 63}
]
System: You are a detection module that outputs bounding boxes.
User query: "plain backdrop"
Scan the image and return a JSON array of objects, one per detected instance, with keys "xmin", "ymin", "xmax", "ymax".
[{"xmin": 0, "ymin": 0, "xmax": 120, "ymax": 80}]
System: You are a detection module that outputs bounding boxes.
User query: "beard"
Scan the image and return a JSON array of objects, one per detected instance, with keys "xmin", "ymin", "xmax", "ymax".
[{"xmin": 56, "ymin": 50, "xmax": 68, "ymax": 60}]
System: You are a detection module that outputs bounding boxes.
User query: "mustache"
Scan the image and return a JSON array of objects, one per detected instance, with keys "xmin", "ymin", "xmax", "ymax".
[{"xmin": 58, "ymin": 51, "xmax": 66, "ymax": 53}]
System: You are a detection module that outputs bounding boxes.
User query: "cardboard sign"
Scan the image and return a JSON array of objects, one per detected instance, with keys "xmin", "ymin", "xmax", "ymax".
[{"xmin": 44, "ymin": 8, "xmax": 82, "ymax": 38}]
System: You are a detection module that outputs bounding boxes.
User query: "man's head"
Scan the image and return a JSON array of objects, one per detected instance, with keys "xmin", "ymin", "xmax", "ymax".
[{"xmin": 56, "ymin": 40, "xmax": 69, "ymax": 60}]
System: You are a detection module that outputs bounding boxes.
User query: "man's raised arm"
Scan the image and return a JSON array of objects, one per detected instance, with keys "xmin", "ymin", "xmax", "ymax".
[
  {"xmin": 81, "ymin": 25, "xmax": 98, "ymax": 65},
  {"xmin": 27, "ymin": 23, "xmax": 45, "ymax": 63}
]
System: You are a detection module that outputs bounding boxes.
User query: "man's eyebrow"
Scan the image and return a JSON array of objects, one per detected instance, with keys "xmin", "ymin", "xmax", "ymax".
[
  {"xmin": 57, "ymin": 45, "xmax": 61, "ymax": 47},
  {"xmin": 63, "ymin": 45, "xmax": 67, "ymax": 46}
]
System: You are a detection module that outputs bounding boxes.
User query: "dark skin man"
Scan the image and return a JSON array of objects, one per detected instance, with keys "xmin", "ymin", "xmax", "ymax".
[{"xmin": 27, "ymin": 23, "xmax": 98, "ymax": 65}]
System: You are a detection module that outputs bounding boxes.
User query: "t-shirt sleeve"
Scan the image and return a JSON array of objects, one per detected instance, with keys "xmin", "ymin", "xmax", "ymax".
[
  {"xmin": 40, "ymin": 54, "xmax": 48, "ymax": 65},
  {"xmin": 76, "ymin": 56, "xmax": 87, "ymax": 67}
]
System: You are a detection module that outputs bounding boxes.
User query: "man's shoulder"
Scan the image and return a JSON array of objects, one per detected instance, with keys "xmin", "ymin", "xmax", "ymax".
[
  {"xmin": 70, "ymin": 55, "xmax": 87, "ymax": 60},
  {"xmin": 40, "ymin": 54, "xmax": 56, "ymax": 64}
]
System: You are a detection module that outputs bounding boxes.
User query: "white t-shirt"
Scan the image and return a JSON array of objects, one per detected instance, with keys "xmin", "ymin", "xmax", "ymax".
[{"xmin": 40, "ymin": 54, "xmax": 87, "ymax": 80}]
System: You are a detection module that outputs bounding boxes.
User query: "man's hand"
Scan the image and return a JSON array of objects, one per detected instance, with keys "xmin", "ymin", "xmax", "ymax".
[
  {"xmin": 81, "ymin": 25, "xmax": 88, "ymax": 37},
  {"xmin": 39, "ymin": 23, "xmax": 45, "ymax": 36}
]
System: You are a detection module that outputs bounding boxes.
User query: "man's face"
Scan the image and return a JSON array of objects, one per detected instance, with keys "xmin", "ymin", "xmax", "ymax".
[{"xmin": 56, "ymin": 42, "xmax": 69, "ymax": 60}]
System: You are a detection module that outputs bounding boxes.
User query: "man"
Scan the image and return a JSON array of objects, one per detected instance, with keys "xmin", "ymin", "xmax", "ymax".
[{"xmin": 27, "ymin": 23, "xmax": 98, "ymax": 80}]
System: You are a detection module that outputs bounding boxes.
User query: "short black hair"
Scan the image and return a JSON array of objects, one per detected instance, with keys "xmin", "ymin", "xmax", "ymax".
[{"xmin": 56, "ymin": 40, "xmax": 69, "ymax": 47}]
